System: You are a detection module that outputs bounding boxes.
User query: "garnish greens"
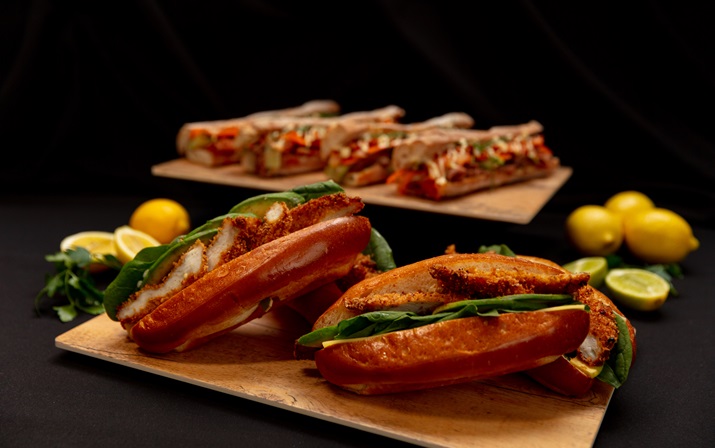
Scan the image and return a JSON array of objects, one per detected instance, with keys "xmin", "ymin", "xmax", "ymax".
[
  {"xmin": 36, "ymin": 248, "xmax": 121, "ymax": 322},
  {"xmin": 297, "ymin": 294, "xmax": 583, "ymax": 348}
]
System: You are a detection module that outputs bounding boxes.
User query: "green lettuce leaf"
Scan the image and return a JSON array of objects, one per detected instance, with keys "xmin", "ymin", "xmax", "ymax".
[{"xmin": 297, "ymin": 294, "xmax": 582, "ymax": 348}]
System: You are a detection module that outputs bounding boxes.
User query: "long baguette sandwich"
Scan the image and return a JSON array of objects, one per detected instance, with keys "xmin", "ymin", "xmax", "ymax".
[
  {"xmin": 386, "ymin": 120, "xmax": 560, "ymax": 200},
  {"xmin": 240, "ymin": 105, "xmax": 405, "ymax": 177},
  {"xmin": 103, "ymin": 181, "xmax": 396, "ymax": 354},
  {"xmin": 176, "ymin": 100, "xmax": 340, "ymax": 167},
  {"xmin": 320, "ymin": 112, "xmax": 475, "ymax": 187},
  {"xmin": 294, "ymin": 252, "xmax": 625, "ymax": 395}
]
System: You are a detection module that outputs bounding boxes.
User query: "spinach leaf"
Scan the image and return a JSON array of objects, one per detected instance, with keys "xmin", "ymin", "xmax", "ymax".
[
  {"xmin": 297, "ymin": 294, "xmax": 581, "ymax": 348},
  {"xmin": 478, "ymin": 244, "xmax": 516, "ymax": 257},
  {"xmin": 363, "ymin": 228, "xmax": 396, "ymax": 272},
  {"xmin": 291, "ymin": 180, "xmax": 344, "ymax": 200},
  {"xmin": 103, "ymin": 244, "xmax": 170, "ymax": 320},
  {"xmin": 596, "ymin": 313, "xmax": 634, "ymax": 388}
]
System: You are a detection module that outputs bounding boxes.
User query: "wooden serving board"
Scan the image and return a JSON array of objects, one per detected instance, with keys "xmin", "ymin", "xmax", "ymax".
[
  {"xmin": 151, "ymin": 159, "xmax": 572, "ymax": 224},
  {"xmin": 56, "ymin": 310, "xmax": 612, "ymax": 448}
]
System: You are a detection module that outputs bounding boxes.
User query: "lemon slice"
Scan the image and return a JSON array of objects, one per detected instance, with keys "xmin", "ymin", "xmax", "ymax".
[
  {"xmin": 562, "ymin": 256, "xmax": 608, "ymax": 288},
  {"xmin": 61, "ymin": 231, "xmax": 116, "ymax": 254},
  {"xmin": 605, "ymin": 268, "xmax": 670, "ymax": 311},
  {"xmin": 60, "ymin": 231, "xmax": 117, "ymax": 272},
  {"xmin": 114, "ymin": 225, "xmax": 161, "ymax": 264}
]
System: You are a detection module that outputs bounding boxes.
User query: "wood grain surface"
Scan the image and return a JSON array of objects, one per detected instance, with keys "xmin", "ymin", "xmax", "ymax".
[
  {"xmin": 56, "ymin": 309, "xmax": 612, "ymax": 448},
  {"xmin": 151, "ymin": 159, "xmax": 572, "ymax": 224}
]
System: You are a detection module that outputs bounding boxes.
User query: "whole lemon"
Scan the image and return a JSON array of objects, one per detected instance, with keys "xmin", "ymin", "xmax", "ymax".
[
  {"xmin": 129, "ymin": 198, "xmax": 191, "ymax": 244},
  {"xmin": 604, "ymin": 190, "xmax": 655, "ymax": 218},
  {"xmin": 623, "ymin": 208, "xmax": 699, "ymax": 264},
  {"xmin": 565, "ymin": 205, "xmax": 624, "ymax": 256}
]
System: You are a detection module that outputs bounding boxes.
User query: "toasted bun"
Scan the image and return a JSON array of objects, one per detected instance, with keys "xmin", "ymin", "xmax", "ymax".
[
  {"xmin": 130, "ymin": 216, "xmax": 372, "ymax": 353},
  {"xmin": 524, "ymin": 355, "xmax": 596, "ymax": 397},
  {"xmin": 314, "ymin": 307, "xmax": 590, "ymax": 395}
]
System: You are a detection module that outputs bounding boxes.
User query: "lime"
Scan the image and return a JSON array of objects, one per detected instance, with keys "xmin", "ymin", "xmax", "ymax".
[
  {"xmin": 129, "ymin": 198, "xmax": 191, "ymax": 244},
  {"xmin": 565, "ymin": 205, "xmax": 624, "ymax": 256},
  {"xmin": 562, "ymin": 256, "xmax": 608, "ymax": 288},
  {"xmin": 114, "ymin": 225, "xmax": 161, "ymax": 264},
  {"xmin": 604, "ymin": 268, "xmax": 670, "ymax": 311},
  {"xmin": 623, "ymin": 208, "xmax": 699, "ymax": 264}
]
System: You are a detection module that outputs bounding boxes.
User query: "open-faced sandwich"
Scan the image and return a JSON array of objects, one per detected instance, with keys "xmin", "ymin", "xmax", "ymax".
[
  {"xmin": 320, "ymin": 112, "xmax": 475, "ymax": 187},
  {"xmin": 176, "ymin": 100, "xmax": 340, "ymax": 167},
  {"xmin": 240, "ymin": 105, "xmax": 405, "ymax": 177},
  {"xmin": 387, "ymin": 120, "xmax": 560, "ymax": 200}
]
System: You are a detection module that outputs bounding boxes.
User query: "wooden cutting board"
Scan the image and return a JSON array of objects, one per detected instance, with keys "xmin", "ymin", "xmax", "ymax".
[
  {"xmin": 151, "ymin": 159, "xmax": 572, "ymax": 224},
  {"xmin": 56, "ymin": 310, "xmax": 612, "ymax": 448}
]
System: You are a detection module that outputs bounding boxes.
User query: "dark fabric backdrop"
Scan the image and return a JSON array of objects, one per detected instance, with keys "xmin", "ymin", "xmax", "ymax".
[{"xmin": 2, "ymin": 1, "xmax": 714, "ymax": 225}]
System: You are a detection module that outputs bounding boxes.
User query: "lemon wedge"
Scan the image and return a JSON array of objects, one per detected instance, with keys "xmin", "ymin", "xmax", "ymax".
[
  {"xmin": 562, "ymin": 256, "xmax": 608, "ymax": 288},
  {"xmin": 60, "ymin": 231, "xmax": 117, "ymax": 272},
  {"xmin": 114, "ymin": 225, "xmax": 161, "ymax": 264},
  {"xmin": 605, "ymin": 268, "xmax": 670, "ymax": 311}
]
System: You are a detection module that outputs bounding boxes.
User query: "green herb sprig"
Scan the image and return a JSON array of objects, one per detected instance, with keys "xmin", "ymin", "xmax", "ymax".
[{"xmin": 36, "ymin": 248, "xmax": 121, "ymax": 322}]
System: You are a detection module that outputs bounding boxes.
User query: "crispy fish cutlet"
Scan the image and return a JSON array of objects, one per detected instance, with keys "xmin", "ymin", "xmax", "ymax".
[
  {"xmin": 428, "ymin": 264, "xmax": 590, "ymax": 298},
  {"xmin": 571, "ymin": 285, "xmax": 624, "ymax": 367}
]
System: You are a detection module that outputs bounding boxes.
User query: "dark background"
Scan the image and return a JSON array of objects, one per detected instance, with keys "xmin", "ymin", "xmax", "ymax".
[
  {"xmin": 2, "ymin": 2, "xmax": 715, "ymax": 448},
  {"xmin": 2, "ymin": 1, "xmax": 714, "ymax": 224}
]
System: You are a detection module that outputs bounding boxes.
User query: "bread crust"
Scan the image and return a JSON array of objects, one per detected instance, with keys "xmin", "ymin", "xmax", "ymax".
[
  {"xmin": 314, "ymin": 308, "xmax": 590, "ymax": 395},
  {"xmin": 130, "ymin": 216, "xmax": 372, "ymax": 353}
]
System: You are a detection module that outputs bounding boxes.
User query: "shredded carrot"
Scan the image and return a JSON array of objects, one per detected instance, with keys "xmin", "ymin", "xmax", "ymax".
[
  {"xmin": 217, "ymin": 127, "xmax": 239, "ymax": 138},
  {"xmin": 188, "ymin": 129, "xmax": 210, "ymax": 139},
  {"xmin": 281, "ymin": 130, "xmax": 306, "ymax": 146}
]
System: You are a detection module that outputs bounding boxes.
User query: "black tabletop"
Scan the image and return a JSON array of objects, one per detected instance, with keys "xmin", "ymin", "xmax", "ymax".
[
  {"xmin": 3, "ymin": 3, "xmax": 715, "ymax": 446},
  {"xmin": 2, "ymin": 177, "xmax": 714, "ymax": 448}
]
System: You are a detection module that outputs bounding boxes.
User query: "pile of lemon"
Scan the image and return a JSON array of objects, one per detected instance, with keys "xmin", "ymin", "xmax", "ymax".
[
  {"xmin": 563, "ymin": 190, "xmax": 699, "ymax": 311},
  {"xmin": 565, "ymin": 190, "xmax": 699, "ymax": 263},
  {"xmin": 60, "ymin": 198, "xmax": 191, "ymax": 269}
]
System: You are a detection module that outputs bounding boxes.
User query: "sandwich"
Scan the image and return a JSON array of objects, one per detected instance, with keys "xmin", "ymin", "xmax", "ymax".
[
  {"xmin": 294, "ymin": 252, "xmax": 628, "ymax": 395},
  {"xmin": 386, "ymin": 120, "xmax": 560, "ymax": 200},
  {"xmin": 240, "ymin": 105, "xmax": 405, "ymax": 177},
  {"xmin": 176, "ymin": 100, "xmax": 340, "ymax": 167},
  {"xmin": 103, "ymin": 181, "xmax": 396, "ymax": 353},
  {"xmin": 294, "ymin": 253, "xmax": 594, "ymax": 395},
  {"xmin": 320, "ymin": 112, "xmax": 475, "ymax": 187}
]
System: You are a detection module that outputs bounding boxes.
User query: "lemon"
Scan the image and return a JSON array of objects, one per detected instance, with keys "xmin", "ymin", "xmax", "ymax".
[
  {"xmin": 605, "ymin": 268, "xmax": 670, "ymax": 311},
  {"xmin": 114, "ymin": 225, "xmax": 161, "ymax": 264},
  {"xmin": 604, "ymin": 190, "xmax": 655, "ymax": 218},
  {"xmin": 129, "ymin": 198, "xmax": 191, "ymax": 244},
  {"xmin": 623, "ymin": 208, "xmax": 700, "ymax": 264},
  {"xmin": 565, "ymin": 205, "xmax": 624, "ymax": 256},
  {"xmin": 60, "ymin": 231, "xmax": 117, "ymax": 272},
  {"xmin": 562, "ymin": 256, "xmax": 608, "ymax": 288}
]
